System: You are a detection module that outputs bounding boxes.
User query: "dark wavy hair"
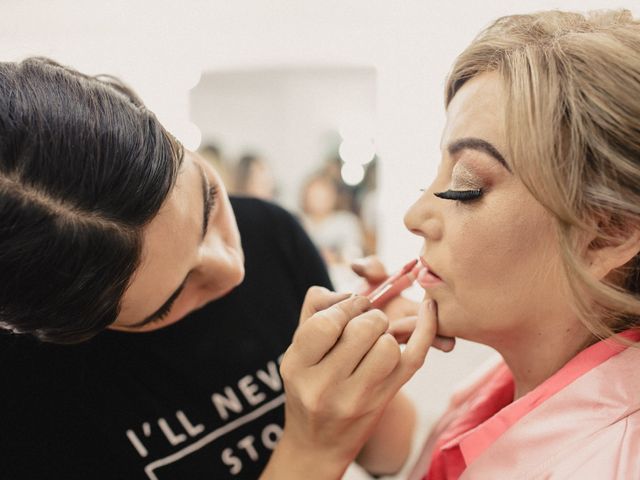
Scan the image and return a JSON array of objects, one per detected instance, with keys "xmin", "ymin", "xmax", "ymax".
[{"xmin": 0, "ymin": 57, "xmax": 184, "ymax": 344}]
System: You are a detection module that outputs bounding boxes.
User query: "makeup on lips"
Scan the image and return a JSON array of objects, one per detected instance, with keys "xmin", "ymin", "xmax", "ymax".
[{"xmin": 417, "ymin": 259, "xmax": 443, "ymax": 289}]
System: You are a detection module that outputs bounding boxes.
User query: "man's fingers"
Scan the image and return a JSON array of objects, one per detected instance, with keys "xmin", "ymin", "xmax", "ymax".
[
  {"xmin": 351, "ymin": 256, "xmax": 388, "ymax": 285},
  {"xmin": 388, "ymin": 300, "xmax": 437, "ymax": 389},
  {"xmin": 433, "ymin": 335, "xmax": 456, "ymax": 352},
  {"xmin": 388, "ymin": 315, "xmax": 456, "ymax": 352},
  {"xmin": 387, "ymin": 316, "xmax": 417, "ymax": 343},
  {"xmin": 384, "ymin": 297, "xmax": 419, "ymax": 322},
  {"xmin": 299, "ymin": 286, "xmax": 351, "ymax": 325},
  {"xmin": 352, "ymin": 332, "xmax": 402, "ymax": 386},
  {"xmin": 292, "ymin": 295, "xmax": 371, "ymax": 366},
  {"xmin": 322, "ymin": 309, "xmax": 389, "ymax": 377}
]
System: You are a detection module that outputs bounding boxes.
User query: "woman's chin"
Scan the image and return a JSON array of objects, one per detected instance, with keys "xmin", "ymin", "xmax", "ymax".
[{"xmin": 433, "ymin": 312, "xmax": 469, "ymax": 340}]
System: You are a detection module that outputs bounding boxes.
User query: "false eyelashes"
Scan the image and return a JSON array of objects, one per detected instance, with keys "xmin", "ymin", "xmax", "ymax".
[{"xmin": 433, "ymin": 189, "xmax": 483, "ymax": 201}]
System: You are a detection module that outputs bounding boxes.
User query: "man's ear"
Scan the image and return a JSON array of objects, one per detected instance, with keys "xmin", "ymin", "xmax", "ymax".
[{"xmin": 585, "ymin": 226, "xmax": 640, "ymax": 280}]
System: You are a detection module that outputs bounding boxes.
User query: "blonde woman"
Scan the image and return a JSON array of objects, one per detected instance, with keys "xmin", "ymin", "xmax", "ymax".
[
  {"xmin": 266, "ymin": 9, "xmax": 640, "ymax": 480},
  {"xmin": 404, "ymin": 10, "xmax": 640, "ymax": 478}
]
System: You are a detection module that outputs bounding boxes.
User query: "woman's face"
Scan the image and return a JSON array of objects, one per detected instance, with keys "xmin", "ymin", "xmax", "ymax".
[
  {"xmin": 305, "ymin": 178, "xmax": 338, "ymax": 217},
  {"xmin": 246, "ymin": 160, "xmax": 275, "ymax": 200},
  {"xmin": 404, "ymin": 72, "xmax": 576, "ymax": 348},
  {"xmin": 111, "ymin": 150, "xmax": 244, "ymax": 332}
]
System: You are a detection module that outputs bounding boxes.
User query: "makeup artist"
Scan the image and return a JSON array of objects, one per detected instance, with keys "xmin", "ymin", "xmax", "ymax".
[{"xmin": 0, "ymin": 58, "xmax": 436, "ymax": 479}]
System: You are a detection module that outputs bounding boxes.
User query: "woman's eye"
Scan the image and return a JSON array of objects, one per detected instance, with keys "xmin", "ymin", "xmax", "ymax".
[{"xmin": 433, "ymin": 188, "xmax": 483, "ymax": 202}]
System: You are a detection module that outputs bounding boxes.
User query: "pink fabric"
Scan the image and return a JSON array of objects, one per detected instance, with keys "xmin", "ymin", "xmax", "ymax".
[{"xmin": 416, "ymin": 330, "xmax": 640, "ymax": 480}]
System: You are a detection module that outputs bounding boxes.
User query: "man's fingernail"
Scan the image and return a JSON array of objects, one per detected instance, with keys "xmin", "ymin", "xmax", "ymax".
[
  {"xmin": 427, "ymin": 300, "xmax": 434, "ymax": 311},
  {"xmin": 334, "ymin": 291, "xmax": 352, "ymax": 299}
]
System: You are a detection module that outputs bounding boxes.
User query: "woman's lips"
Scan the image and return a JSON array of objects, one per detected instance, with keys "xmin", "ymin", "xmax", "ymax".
[{"xmin": 418, "ymin": 259, "xmax": 443, "ymax": 288}]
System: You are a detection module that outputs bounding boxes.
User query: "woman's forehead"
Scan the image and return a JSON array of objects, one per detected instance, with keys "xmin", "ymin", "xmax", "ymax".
[{"xmin": 439, "ymin": 75, "xmax": 510, "ymax": 166}]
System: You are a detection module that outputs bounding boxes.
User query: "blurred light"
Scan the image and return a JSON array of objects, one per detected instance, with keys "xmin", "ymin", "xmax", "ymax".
[
  {"xmin": 184, "ymin": 68, "xmax": 202, "ymax": 90},
  {"xmin": 178, "ymin": 122, "xmax": 202, "ymax": 151},
  {"xmin": 338, "ymin": 138, "xmax": 376, "ymax": 165},
  {"xmin": 341, "ymin": 163, "xmax": 365, "ymax": 186}
]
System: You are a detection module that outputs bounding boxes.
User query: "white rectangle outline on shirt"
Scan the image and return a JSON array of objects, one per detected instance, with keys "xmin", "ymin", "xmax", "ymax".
[{"xmin": 143, "ymin": 393, "xmax": 285, "ymax": 480}]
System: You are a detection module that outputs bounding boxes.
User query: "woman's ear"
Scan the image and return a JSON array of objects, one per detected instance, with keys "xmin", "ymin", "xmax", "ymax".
[{"xmin": 586, "ymin": 227, "xmax": 640, "ymax": 280}]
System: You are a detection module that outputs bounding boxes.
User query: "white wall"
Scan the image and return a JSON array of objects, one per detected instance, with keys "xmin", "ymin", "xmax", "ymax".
[
  {"xmin": 3, "ymin": 1, "xmax": 639, "ymax": 478},
  {"xmin": 4, "ymin": 0, "xmax": 638, "ymax": 262}
]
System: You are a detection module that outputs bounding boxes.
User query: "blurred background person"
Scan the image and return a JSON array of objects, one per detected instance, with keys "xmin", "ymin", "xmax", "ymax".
[
  {"xmin": 317, "ymin": 153, "xmax": 378, "ymax": 256},
  {"xmin": 300, "ymin": 172, "xmax": 364, "ymax": 290},
  {"xmin": 197, "ymin": 143, "xmax": 233, "ymax": 188},
  {"xmin": 232, "ymin": 153, "xmax": 277, "ymax": 201},
  {"xmin": 355, "ymin": 158, "xmax": 378, "ymax": 256},
  {"xmin": 322, "ymin": 155, "xmax": 358, "ymax": 212}
]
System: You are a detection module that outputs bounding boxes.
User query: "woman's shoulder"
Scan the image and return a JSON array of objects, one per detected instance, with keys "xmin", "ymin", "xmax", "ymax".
[{"xmin": 541, "ymin": 411, "xmax": 640, "ymax": 479}]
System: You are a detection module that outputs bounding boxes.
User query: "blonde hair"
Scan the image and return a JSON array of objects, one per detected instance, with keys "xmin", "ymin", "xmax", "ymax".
[{"xmin": 446, "ymin": 10, "xmax": 640, "ymax": 339}]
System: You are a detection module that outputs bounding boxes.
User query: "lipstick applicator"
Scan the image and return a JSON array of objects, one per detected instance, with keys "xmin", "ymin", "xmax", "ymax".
[{"xmin": 364, "ymin": 259, "xmax": 422, "ymax": 308}]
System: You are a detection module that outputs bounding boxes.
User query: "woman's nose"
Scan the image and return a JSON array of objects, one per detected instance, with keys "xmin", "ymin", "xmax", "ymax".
[{"xmin": 403, "ymin": 187, "xmax": 443, "ymax": 240}]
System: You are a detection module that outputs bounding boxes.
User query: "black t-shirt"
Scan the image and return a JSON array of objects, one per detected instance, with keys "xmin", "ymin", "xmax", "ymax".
[{"xmin": 0, "ymin": 197, "xmax": 332, "ymax": 480}]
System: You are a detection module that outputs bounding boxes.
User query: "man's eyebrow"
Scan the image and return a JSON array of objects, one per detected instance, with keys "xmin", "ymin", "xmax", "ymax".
[
  {"xmin": 447, "ymin": 137, "xmax": 511, "ymax": 172},
  {"xmin": 131, "ymin": 279, "xmax": 188, "ymax": 327},
  {"xmin": 198, "ymin": 163, "xmax": 213, "ymax": 239},
  {"xmin": 131, "ymin": 162, "xmax": 211, "ymax": 328}
]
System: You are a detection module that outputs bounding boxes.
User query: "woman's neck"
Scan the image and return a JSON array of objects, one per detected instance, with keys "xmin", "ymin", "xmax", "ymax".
[{"xmin": 496, "ymin": 321, "xmax": 596, "ymax": 400}]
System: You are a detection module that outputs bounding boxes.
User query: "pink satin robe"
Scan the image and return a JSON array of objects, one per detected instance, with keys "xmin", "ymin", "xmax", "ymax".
[{"xmin": 408, "ymin": 331, "xmax": 640, "ymax": 479}]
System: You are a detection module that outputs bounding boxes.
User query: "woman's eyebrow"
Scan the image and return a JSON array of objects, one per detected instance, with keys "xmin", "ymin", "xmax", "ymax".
[{"xmin": 447, "ymin": 137, "xmax": 511, "ymax": 172}]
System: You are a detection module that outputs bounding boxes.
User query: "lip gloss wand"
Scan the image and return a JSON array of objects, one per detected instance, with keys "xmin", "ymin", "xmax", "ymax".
[{"xmin": 364, "ymin": 259, "xmax": 422, "ymax": 308}]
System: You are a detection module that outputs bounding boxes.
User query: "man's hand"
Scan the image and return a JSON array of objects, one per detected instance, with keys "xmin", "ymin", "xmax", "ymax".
[{"xmin": 261, "ymin": 287, "xmax": 438, "ymax": 480}]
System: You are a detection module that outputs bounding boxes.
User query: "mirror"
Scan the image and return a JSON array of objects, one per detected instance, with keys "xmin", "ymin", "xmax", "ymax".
[{"xmin": 190, "ymin": 67, "xmax": 377, "ymax": 290}]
